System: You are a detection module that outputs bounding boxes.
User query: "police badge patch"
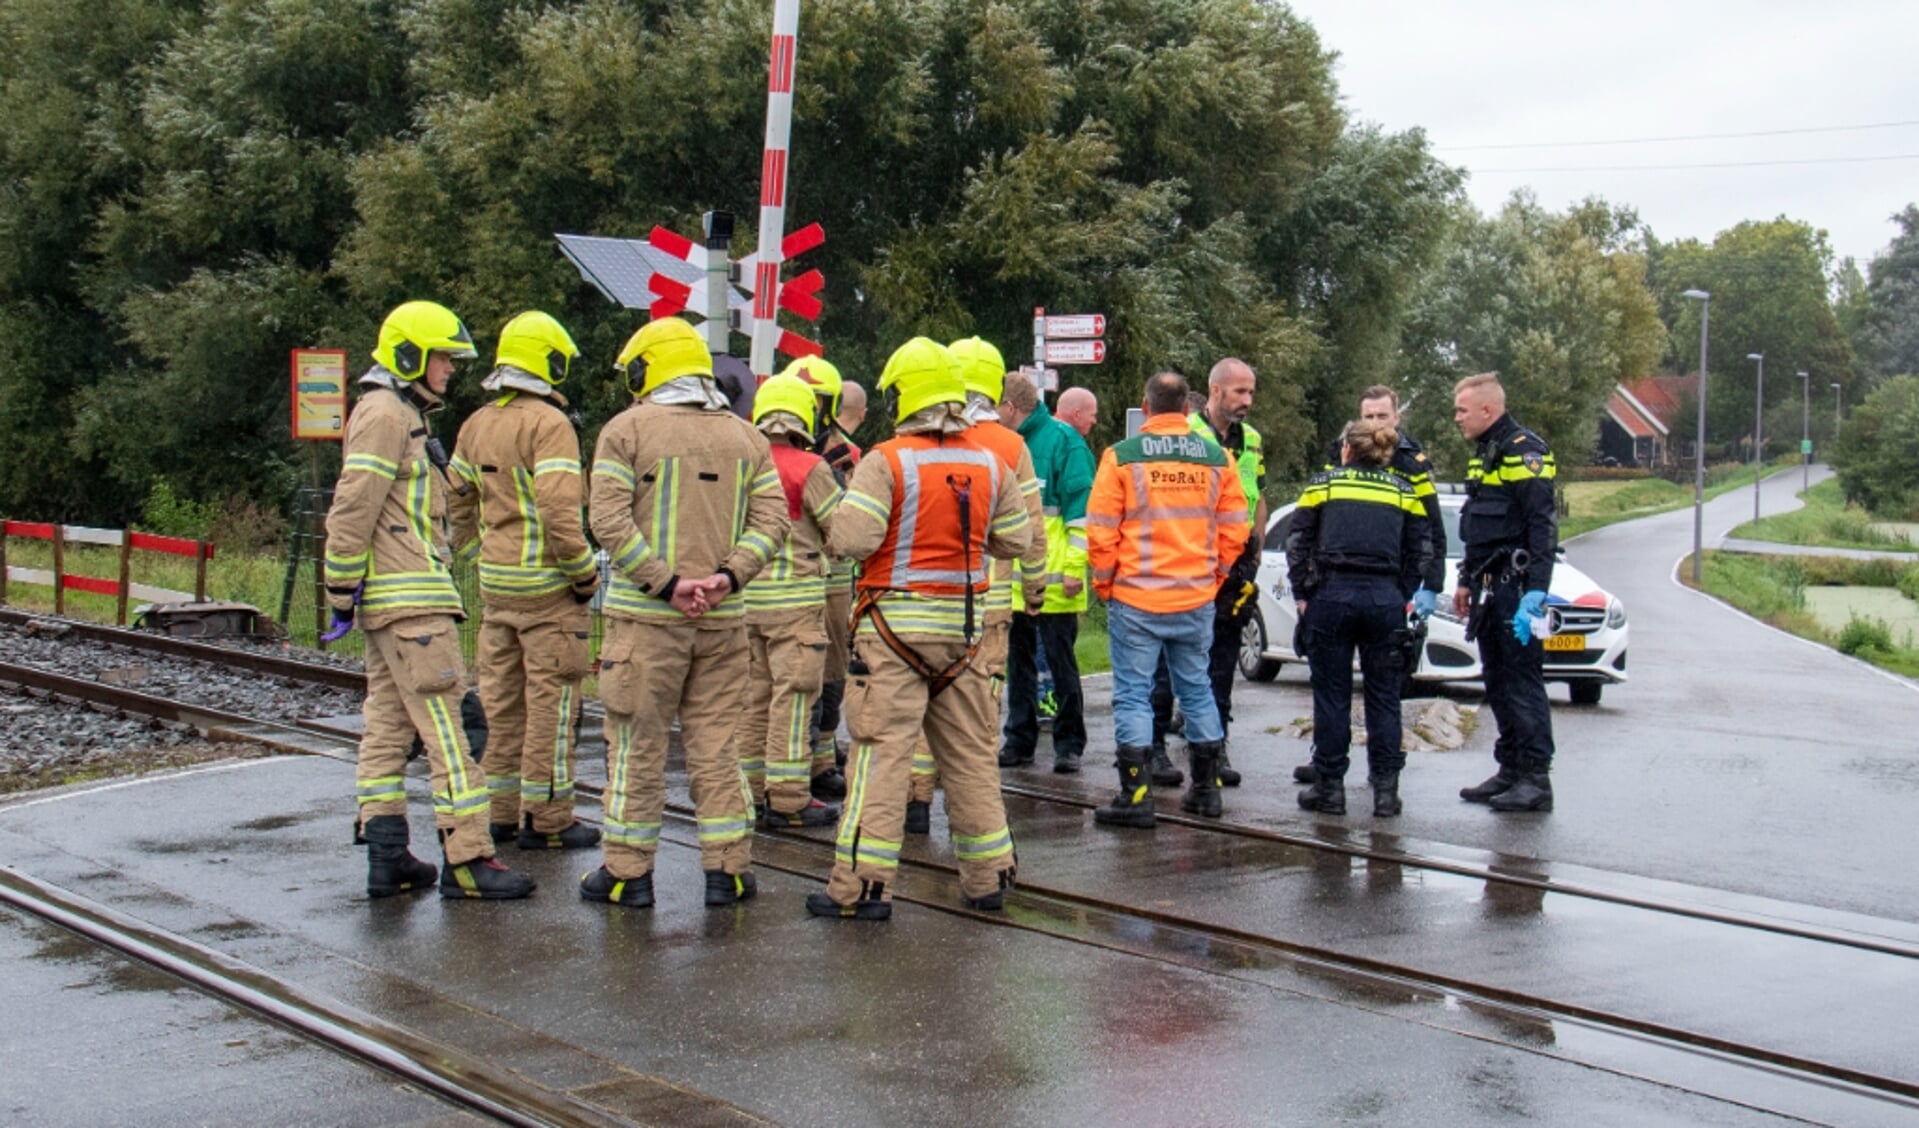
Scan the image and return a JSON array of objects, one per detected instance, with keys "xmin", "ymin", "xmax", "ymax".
[{"xmin": 1522, "ymin": 452, "xmax": 1543, "ymax": 475}]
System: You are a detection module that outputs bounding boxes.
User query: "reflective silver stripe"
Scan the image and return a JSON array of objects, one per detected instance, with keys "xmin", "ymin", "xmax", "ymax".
[{"xmin": 1128, "ymin": 463, "xmax": 1153, "ymax": 575}]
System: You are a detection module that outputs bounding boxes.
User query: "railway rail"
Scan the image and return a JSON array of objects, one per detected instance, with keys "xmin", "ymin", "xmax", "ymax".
[
  {"xmin": 3, "ymin": 651, "xmax": 1917, "ymax": 1125},
  {"xmin": 0, "ymin": 867, "xmax": 632, "ymax": 1128},
  {"xmin": 5, "ymin": 609, "xmax": 1914, "ymax": 963}
]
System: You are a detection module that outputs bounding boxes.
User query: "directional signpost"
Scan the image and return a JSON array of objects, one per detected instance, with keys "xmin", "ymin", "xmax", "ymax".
[
  {"xmin": 1032, "ymin": 306, "xmax": 1106, "ymax": 395},
  {"xmin": 1042, "ymin": 339, "xmax": 1106, "ymax": 365}
]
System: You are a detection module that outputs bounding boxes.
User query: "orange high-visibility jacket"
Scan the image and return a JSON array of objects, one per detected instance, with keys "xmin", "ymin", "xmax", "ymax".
[
  {"xmin": 828, "ymin": 431, "xmax": 1032, "ymax": 641},
  {"xmin": 1087, "ymin": 413, "xmax": 1250, "ymax": 613},
  {"xmin": 963, "ymin": 418, "xmax": 1048, "ymax": 609}
]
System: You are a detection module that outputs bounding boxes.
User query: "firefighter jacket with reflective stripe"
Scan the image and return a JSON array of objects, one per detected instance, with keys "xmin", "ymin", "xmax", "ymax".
[
  {"xmin": 829, "ymin": 432, "xmax": 1033, "ymax": 641},
  {"xmin": 1459, "ymin": 413, "xmax": 1557, "ymax": 592},
  {"xmin": 588, "ymin": 400, "xmax": 791, "ymax": 628},
  {"xmin": 1188, "ymin": 411, "xmax": 1265, "ymax": 519},
  {"xmin": 964, "ymin": 419, "xmax": 1048, "ymax": 611},
  {"xmin": 1087, "ymin": 414, "xmax": 1250, "ymax": 614},
  {"xmin": 446, "ymin": 391, "xmax": 596, "ymax": 604},
  {"xmin": 825, "ymin": 432, "xmax": 862, "ymax": 585},
  {"xmin": 1285, "ymin": 467, "xmax": 1433, "ymax": 600},
  {"xmin": 744, "ymin": 443, "xmax": 842, "ymax": 612},
  {"xmin": 1323, "ymin": 432, "xmax": 1447, "ymax": 593},
  {"xmin": 1016, "ymin": 401, "xmax": 1095, "ymax": 614},
  {"xmin": 324, "ymin": 383, "xmax": 462, "ymax": 629}
]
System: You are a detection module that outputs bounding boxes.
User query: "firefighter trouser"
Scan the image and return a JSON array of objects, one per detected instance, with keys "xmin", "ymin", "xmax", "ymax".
[
  {"xmin": 739, "ymin": 606, "xmax": 829, "ymax": 813},
  {"xmin": 833, "ymin": 629, "xmax": 1014, "ymax": 903},
  {"xmin": 476, "ymin": 592, "xmax": 592, "ymax": 833},
  {"xmin": 356, "ymin": 614, "xmax": 491, "ymax": 865},
  {"xmin": 812, "ymin": 582, "xmax": 854, "ymax": 774},
  {"xmin": 909, "ymin": 610, "xmax": 1010, "ymax": 803},
  {"xmin": 596, "ymin": 617, "xmax": 753, "ymax": 879}
]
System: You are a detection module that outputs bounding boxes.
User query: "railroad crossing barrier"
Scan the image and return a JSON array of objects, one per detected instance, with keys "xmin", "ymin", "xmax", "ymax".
[{"xmin": 0, "ymin": 520, "xmax": 213, "ymax": 624}]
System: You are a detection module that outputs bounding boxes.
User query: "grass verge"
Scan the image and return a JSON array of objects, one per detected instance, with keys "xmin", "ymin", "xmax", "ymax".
[
  {"xmin": 1684, "ymin": 549, "xmax": 1919, "ymax": 678},
  {"xmin": 1559, "ymin": 458, "xmax": 1801, "ymax": 541},
  {"xmin": 1726, "ymin": 478, "xmax": 1917, "ymax": 552}
]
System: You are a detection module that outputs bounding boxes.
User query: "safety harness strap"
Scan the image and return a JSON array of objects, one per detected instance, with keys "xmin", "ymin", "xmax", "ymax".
[{"xmin": 853, "ymin": 590, "xmax": 979, "ymax": 700}]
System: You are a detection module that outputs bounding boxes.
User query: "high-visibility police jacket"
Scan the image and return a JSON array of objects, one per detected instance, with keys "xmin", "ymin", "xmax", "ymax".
[
  {"xmin": 1459, "ymin": 413, "xmax": 1557, "ymax": 592},
  {"xmin": 964, "ymin": 418, "xmax": 1048, "ymax": 612},
  {"xmin": 828, "ymin": 432, "xmax": 1032, "ymax": 642},
  {"xmin": 323, "ymin": 376, "xmax": 463, "ymax": 629},
  {"xmin": 1323, "ymin": 432, "xmax": 1447, "ymax": 593},
  {"xmin": 743, "ymin": 442, "xmax": 843, "ymax": 613},
  {"xmin": 1284, "ymin": 467, "xmax": 1433, "ymax": 599},
  {"xmin": 1016, "ymin": 401, "xmax": 1096, "ymax": 614},
  {"xmin": 1189, "ymin": 411, "xmax": 1265, "ymax": 520},
  {"xmin": 587, "ymin": 398, "xmax": 790, "ymax": 629},
  {"xmin": 1086, "ymin": 414, "xmax": 1250, "ymax": 614},
  {"xmin": 446, "ymin": 389, "xmax": 597, "ymax": 604}
]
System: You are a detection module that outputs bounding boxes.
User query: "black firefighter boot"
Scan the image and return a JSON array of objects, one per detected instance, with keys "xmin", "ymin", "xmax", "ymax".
[
  {"xmin": 1488, "ymin": 772, "xmax": 1553, "ymax": 813},
  {"xmin": 1370, "ymin": 772, "xmax": 1402, "ymax": 818},
  {"xmin": 1181, "ymin": 741, "xmax": 1224, "ymax": 818},
  {"xmin": 1216, "ymin": 741, "xmax": 1242, "ymax": 787},
  {"xmin": 1148, "ymin": 739, "xmax": 1184, "ymax": 787},
  {"xmin": 362, "ymin": 815, "xmax": 437, "ymax": 898},
  {"xmin": 1094, "ymin": 746, "xmax": 1157, "ymax": 828},
  {"xmin": 439, "ymin": 830, "xmax": 537, "ymax": 900}
]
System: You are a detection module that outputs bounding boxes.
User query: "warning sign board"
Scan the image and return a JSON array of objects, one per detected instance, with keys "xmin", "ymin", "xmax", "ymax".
[{"xmin": 291, "ymin": 349, "xmax": 348, "ymax": 441}]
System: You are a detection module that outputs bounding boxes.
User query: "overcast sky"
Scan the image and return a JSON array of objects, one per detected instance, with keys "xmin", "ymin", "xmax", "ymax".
[{"xmin": 1288, "ymin": 0, "xmax": 1919, "ymax": 271}]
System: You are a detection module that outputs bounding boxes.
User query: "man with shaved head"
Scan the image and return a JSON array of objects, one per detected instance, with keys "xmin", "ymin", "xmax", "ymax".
[
  {"xmin": 1452, "ymin": 372, "xmax": 1558, "ymax": 813},
  {"xmin": 1055, "ymin": 386, "xmax": 1099, "ymax": 439}
]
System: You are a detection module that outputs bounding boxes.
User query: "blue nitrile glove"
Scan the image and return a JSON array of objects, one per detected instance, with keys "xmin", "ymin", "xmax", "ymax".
[
  {"xmin": 1511, "ymin": 590, "xmax": 1548, "ymax": 643},
  {"xmin": 1411, "ymin": 589, "xmax": 1437, "ymax": 622},
  {"xmin": 320, "ymin": 583, "xmax": 363, "ymax": 642}
]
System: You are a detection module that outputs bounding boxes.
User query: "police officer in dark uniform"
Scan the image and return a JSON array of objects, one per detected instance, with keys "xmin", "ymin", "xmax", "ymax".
[
  {"xmin": 1296, "ymin": 384, "xmax": 1448, "ymax": 785},
  {"xmin": 1451, "ymin": 373, "xmax": 1557, "ymax": 813},
  {"xmin": 1288, "ymin": 420, "xmax": 1434, "ymax": 817}
]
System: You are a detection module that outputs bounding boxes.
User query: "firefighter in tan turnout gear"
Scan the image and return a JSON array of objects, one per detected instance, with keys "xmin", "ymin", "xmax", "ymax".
[
  {"xmin": 582, "ymin": 317, "xmax": 790, "ymax": 908},
  {"xmin": 446, "ymin": 311, "xmax": 601, "ymax": 852},
  {"xmin": 325, "ymin": 300, "xmax": 536, "ymax": 900},
  {"xmin": 902, "ymin": 336, "xmax": 1047, "ymax": 835},
  {"xmin": 807, "ymin": 337, "xmax": 1033, "ymax": 921},
  {"xmin": 739, "ymin": 372, "xmax": 844, "ymax": 828}
]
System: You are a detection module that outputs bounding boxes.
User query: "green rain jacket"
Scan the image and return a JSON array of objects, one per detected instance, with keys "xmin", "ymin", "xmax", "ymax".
[{"xmin": 1017, "ymin": 400, "xmax": 1097, "ymax": 614}]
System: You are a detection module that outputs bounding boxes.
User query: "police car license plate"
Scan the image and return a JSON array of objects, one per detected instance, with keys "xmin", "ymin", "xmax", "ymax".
[{"xmin": 1543, "ymin": 634, "xmax": 1584, "ymax": 653}]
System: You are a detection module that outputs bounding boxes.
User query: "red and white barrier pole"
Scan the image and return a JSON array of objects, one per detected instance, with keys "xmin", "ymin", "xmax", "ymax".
[{"xmin": 751, "ymin": 0, "xmax": 801, "ymax": 378}]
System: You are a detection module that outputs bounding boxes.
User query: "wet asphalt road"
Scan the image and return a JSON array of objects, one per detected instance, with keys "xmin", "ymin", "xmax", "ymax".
[
  {"xmin": 1204, "ymin": 465, "xmax": 1919, "ymax": 922},
  {"xmin": 0, "ymin": 758, "xmax": 1880, "ymax": 1128},
  {"xmin": 4, "ymin": 465, "xmax": 1918, "ymax": 1125}
]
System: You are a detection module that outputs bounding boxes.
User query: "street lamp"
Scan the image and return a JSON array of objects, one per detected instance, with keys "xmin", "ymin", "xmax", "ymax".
[
  {"xmin": 1798, "ymin": 371, "xmax": 1811, "ymax": 493},
  {"xmin": 1831, "ymin": 382, "xmax": 1843, "ymax": 436},
  {"xmin": 1683, "ymin": 289, "xmax": 1709, "ymax": 582},
  {"xmin": 1747, "ymin": 353, "xmax": 1764, "ymax": 525}
]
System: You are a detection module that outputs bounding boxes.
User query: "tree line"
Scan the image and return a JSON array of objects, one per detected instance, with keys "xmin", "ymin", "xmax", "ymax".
[{"xmin": 0, "ymin": 0, "xmax": 1910, "ymax": 537}]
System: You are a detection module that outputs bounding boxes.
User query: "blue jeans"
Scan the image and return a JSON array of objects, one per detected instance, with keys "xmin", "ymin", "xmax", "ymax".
[{"xmin": 1107, "ymin": 601, "xmax": 1222, "ymax": 750}]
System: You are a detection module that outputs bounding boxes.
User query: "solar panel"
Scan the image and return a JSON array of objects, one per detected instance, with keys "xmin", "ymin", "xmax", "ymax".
[{"xmin": 554, "ymin": 233, "xmax": 749, "ymax": 311}]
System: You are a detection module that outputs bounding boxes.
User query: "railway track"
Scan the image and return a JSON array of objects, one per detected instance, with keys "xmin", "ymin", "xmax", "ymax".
[
  {"xmin": 6, "ymin": 611, "xmax": 1914, "ymax": 964},
  {"xmin": 0, "ymin": 868, "xmax": 652, "ymax": 1128},
  {"xmin": 3, "ymin": 653, "xmax": 1917, "ymax": 1125}
]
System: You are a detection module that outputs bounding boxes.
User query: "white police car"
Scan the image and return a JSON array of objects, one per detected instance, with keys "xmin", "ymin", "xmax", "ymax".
[{"xmin": 1239, "ymin": 492, "xmax": 1628, "ymax": 703}]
